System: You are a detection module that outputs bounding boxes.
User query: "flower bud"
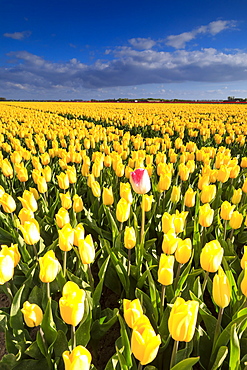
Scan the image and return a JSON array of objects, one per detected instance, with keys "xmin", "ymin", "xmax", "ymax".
[
  {"xmin": 199, "ymin": 203, "xmax": 214, "ymax": 227},
  {"xmin": 58, "ymin": 224, "xmax": 74, "ymax": 252},
  {"xmin": 39, "ymin": 250, "xmax": 60, "ymax": 283},
  {"xmin": 200, "ymin": 240, "xmax": 223, "ymax": 272},
  {"xmin": 124, "ymin": 226, "xmax": 136, "ymax": 249},
  {"xmin": 168, "ymin": 297, "xmax": 199, "ymax": 342},
  {"xmin": 60, "ymin": 192, "xmax": 72, "ymax": 210},
  {"xmin": 200, "ymin": 185, "xmax": 216, "ymax": 204},
  {"xmin": 0, "ymin": 193, "xmax": 16, "ymax": 213},
  {"xmin": 120, "ymin": 182, "xmax": 133, "ymax": 204},
  {"xmin": 59, "ymin": 281, "xmax": 86, "ymax": 326},
  {"xmin": 220, "ymin": 201, "xmax": 235, "ymax": 220},
  {"xmin": 162, "ymin": 230, "xmax": 178, "ymax": 255},
  {"xmin": 184, "ymin": 187, "xmax": 196, "ymax": 208},
  {"xmin": 116, "ymin": 198, "xmax": 130, "ymax": 223},
  {"xmin": 229, "ymin": 211, "xmax": 243, "ymax": 229},
  {"xmin": 0, "ymin": 253, "xmax": 15, "ymax": 284},
  {"xmin": 175, "ymin": 238, "xmax": 192, "ymax": 264},
  {"xmin": 73, "ymin": 194, "xmax": 83, "ymax": 213},
  {"xmin": 130, "ymin": 168, "xmax": 151, "ymax": 194},
  {"xmin": 231, "ymin": 188, "xmax": 242, "ymax": 205},
  {"xmin": 19, "ymin": 219, "xmax": 40, "ymax": 245},
  {"xmin": 170, "ymin": 186, "xmax": 180, "ymax": 203},
  {"xmin": 142, "ymin": 194, "xmax": 153, "ymax": 212},
  {"xmin": 123, "ymin": 298, "xmax": 143, "ymax": 328},
  {"xmin": 212, "ymin": 267, "xmax": 231, "ymax": 308},
  {"xmin": 91, "ymin": 180, "xmax": 101, "ymax": 198},
  {"xmin": 62, "ymin": 346, "xmax": 91, "ymax": 370},
  {"xmin": 21, "ymin": 301, "xmax": 43, "ymax": 327},
  {"xmin": 102, "ymin": 187, "xmax": 114, "ymax": 206},
  {"xmin": 18, "ymin": 190, "xmax": 38, "ymax": 212},
  {"xmin": 78, "ymin": 234, "xmax": 95, "ymax": 264},
  {"xmin": 157, "ymin": 254, "xmax": 174, "ymax": 286},
  {"xmin": 73, "ymin": 223, "xmax": 85, "ymax": 247}
]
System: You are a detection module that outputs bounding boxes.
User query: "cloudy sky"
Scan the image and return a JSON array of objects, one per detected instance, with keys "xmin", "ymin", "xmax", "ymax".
[{"xmin": 1, "ymin": 0, "xmax": 247, "ymax": 100}]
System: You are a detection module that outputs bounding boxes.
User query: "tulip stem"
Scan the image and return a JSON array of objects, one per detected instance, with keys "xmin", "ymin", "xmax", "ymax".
[
  {"xmin": 47, "ymin": 282, "xmax": 50, "ymax": 301},
  {"xmin": 71, "ymin": 325, "xmax": 76, "ymax": 350},
  {"xmin": 88, "ymin": 264, "xmax": 94, "ymax": 292},
  {"xmin": 170, "ymin": 340, "xmax": 179, "ymax": 368},
  {"xmin": 230, "ymin": 229, "xmax": 234, "ymax": 243},
  {"xmin": 137, "ymin": 363, "xmax": 142, "ymax": 370},
  {"xmin": 224, "ymin": 220, "xmax": 227, "ymax": 240},
  {"xmin": 160, "ymin": 285, "xmax": 166, "ymax": 319},
  {"xmin": 174, "ymin": 263, "xmax": 182, "ymax": 290},
  {"xmin": 141, "ymin": 195, "xmax": 145, "ymax": 244},
  {"xmin": 213, "ymin": 307, "xmax": 224, "ymax": 349},
  {"xmin": 5, "ymin": 282, "xmax": 13, "ymax": 303},
  {"xmin": 202, "ymin": 270, "xmax": 209, "ymax": 294},
  {"xmin": 63, "ymin": 251, "xmax": 67, "ymax": 277},
  {"xmin": 127, "ymin": 249, "xmax": 131, "ymax": 276}
]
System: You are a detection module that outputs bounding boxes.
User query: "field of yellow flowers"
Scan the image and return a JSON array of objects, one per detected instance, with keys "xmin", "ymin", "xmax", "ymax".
[{"xmin": 0, "ymin": 101, "xmax": 247, "ymax": 370}]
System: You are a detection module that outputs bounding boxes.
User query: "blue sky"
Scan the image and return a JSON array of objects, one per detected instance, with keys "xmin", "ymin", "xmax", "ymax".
[{"xmin": 1, "ymin": 0, "xmax": 247, "ymax": 100}]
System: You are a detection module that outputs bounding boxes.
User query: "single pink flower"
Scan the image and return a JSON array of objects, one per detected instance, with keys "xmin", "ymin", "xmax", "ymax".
[{"xmin": 130, "ymin": 169, "xmax": 151, "ymax": 194}]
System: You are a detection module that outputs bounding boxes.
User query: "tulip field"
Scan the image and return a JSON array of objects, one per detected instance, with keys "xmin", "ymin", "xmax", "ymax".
[{"xmin": 0, "ymin": 101, "xmax": 247, "ymax": 370}]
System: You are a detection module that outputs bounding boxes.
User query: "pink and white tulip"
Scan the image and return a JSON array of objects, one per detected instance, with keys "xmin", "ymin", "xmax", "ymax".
[{"xmin": 130, "ymin": 169, "xmax": 151, "ymax": 194}]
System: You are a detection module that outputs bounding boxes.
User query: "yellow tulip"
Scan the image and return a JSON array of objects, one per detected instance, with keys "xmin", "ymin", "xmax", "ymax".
[
  {"xmin": 21, "ymin": 301, "xmax": 43, "ymax": 327},
  {"xmin": 162, "ymin": 230, "xmax": 178, "ymax": 255},
  {"xmin": 200, "ymin": 240, "xmax": 223, "ymax": 273},
  {"xmin": 57, "ymin": 172, "xmax": 70, "ymax": 190},
  {"xmin": 212, "ymin": 267, "xmax": 231, "ymax": 308},
  {"xmin": 1, "ymin": 159, "xmax": 13, "ymax": 178},
  {"xmin": 62, "ymin": 345, "xmax": 91, "ymax": 370},
  {"xmin": 124, "ymin": 226, "xmax": 136, "ymax": 249},
  {"xmin": 199, "ymin": 203, "xmax": 214, "ymax": 227},
  {"xmin": 170, "ymin": 186, "xmax": 180, "ymax": 203},
  {"xmin": 55, "ymin": 207, "xmax": 70, "ymax": 228},
  {"xmin": 120, "ymin": 182, "xmax": 133, "ymax": 204},
  {"xmin": 157, "ymin": 254, "xmax": 174, "ymax": 286},
  {"xmin": 123, "ymin": 298, "xmax": 143, "ymax": 328},
  {"xmin": 200, "ymin": 185, "xmax": 216, "ymax": 204},
  {"xmin": 60, "ymin": 192, "xmax": 72, "ymax": 210},
  {"xmin": 18, "ymin": 190, "xmax": 38, "ymax": 212},
  {"xmin": 42, "ymin": 166, "xmax": 52, "ymax": 182},
  {"xmin": 0, "ymin": 193, "xmax": 16, "ymax": 213},
  {"xmin": 240, "ymin": 246, "xmax": 247, "ymax": 269},
  {"xmin": 73, "ymin": 223, "xmax": 85, "ymax": 247},
  {"xmin": 102, "ymin": 186, "xmax": 114, "ymax": 206},
  {"xmin": 168, "ymin": 297, "xmax": 199, "ymax": 342},
  {"xmin": 0, "ymin": 253, "xmax": 15, "ymax": 284},
  {"xmin": 131, "ymin": 317, "xmax": 161, "ymax": 365},
  {"xmin": 231, "ymin": 188, "xmax": 242, "ymax": 205},
  {"xmin": 78, "ymin": 234, "xmax": 95, "ymax": 264},
  {"xmin": 175, "ymin": 238, "xmax": 192, "ymax": 264},
  {"xmin": 220, "ymin": 201, "xmax": 235, "ymax": 220},
  {"xmin": 184, "ymin": 187, "xmax": 196, "ymax": 208},
  {"xmin": 116, "ymin": 198, "xmax": 131, "ymax": 223},
  {"xmin": 91, "ymin": 180, "xmax": 101, "ymax": 198},
  {"xmin": 229, "ymin": 211, "xmax": 243, "ymax": 229},
  {"xmin": 142, "ymin": 194, "xmax": 153, "ymax": 212},
  {"xmin": 58, "ymin": 224, "xmax": 74, "ymax": 252},
  {"xmin": 0, "ymin": 244, "xmax": 20, "ymax": 267},
  {"xmin": 241, "ymin": 263, "xmax": 247, "ymax": 297},
  {"xmin": 39, "ymin": 250, "xmax": 60, "ymax": 283},
  {"xmin": 173, "ymin": 210, "xmax": 188, "ymax": 234},
  {"xmin": 66, "ymin": 166, "xmax": 77, "ymax": 184},
  {"xmin": 73, "ymin": 194, "xmax": 83, "ymax": 213},
  {"xmin": 59, "ymin": 281, "xmax": 86, "ymax": 326},
  {"xmin": 37, "ymin": 176, "xmax": 47, "ymax": 194},
  {"xmin": 162, "ymin": 212, "xmax": 175, "ymax": 234},
  {"xmin": 19, "ymin": 220, "xmax": 40, "ymax": 245},
  {"xmin": 242, "ymin": 178, "xmax": 247, "ymax": 193}
]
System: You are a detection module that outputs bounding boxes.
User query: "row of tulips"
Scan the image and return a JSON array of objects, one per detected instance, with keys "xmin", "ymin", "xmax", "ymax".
[{"xmin": 0, "ymin": 101, "xmax": 246, "ymax": 370}]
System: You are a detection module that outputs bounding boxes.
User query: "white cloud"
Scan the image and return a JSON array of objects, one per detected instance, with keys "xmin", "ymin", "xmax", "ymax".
[
  {"xmin": 166, "ymin": 20, "xmax": 236, "ymax": 49},
  {"xmin": 3, "ymin": 31, "xmax": 31, "ymax": 40},
  {"xmin": 128, "ymin": 37, "xmax": 156, "ymax": 50}
]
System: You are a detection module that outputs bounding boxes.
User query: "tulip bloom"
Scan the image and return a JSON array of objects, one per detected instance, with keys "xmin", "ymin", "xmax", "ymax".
[
  {"xmin": 231, "ymin": 189, "xmax": 242, "ymax": 205},
  {"xmin": 116, "ymin": 198, "xmax": 131, "ymax": 223},
  {"xmin": 59, "ymin": 281, "xmax": 86, "ymax": 326},
  {"xmin": 131, "ymin": 319, "xmax": 161, "ymax": 365},
  {"xmin": 0, "ymin": 244, "xmax": 20, "ymax": 267},
  {"xmin": 142, "ymin": 194, "xmax": 153, "ymax": 212},
  {"xmin": 37, "ymin": 176, "xmax": 48, "ymax": 194},
  {"xmin": 229, "ymin": 211, "xmax": 243, "ymax": 229},
  {"xmin": 240, "ymin": 246, "xmax": 247, "ymax": 269},
  {"xmin": 200, "ymin": 240, "xmax": 223, "ymax": 273},
  {"xmin": 199, "ymin": 203, "xmax": 214, "ymax": 227},
  {"xmin": 120, "ymin": 182, "xmax": 133, "ymax": 204},
  {"xmin": 91, "ymin": 181, "xmax": 101, "ymax": 198},
  {"xmin": 39, "ymin": 250, "xmax": 60, "ymax": 283},
  {"xmin": 73, "ymin": 194, "xmax": 84, "ymax": 213},
  {"xmin": 60, "ymin": 192, "xmax": 72, "ymax": 210},
  {"xmin": 212, "ymin": 267, "xmax": 231, "ymax": 308},
  {"xmin": 0, "ymin": 253, "xmax": 15, "ymax": 284},
  {"xmin": 19, "ymin": 220, "xmax": 40, "ymax": 245},
  {"xmin": 66, "ymin": 166, "xmax": 77, "ymax": 184},
  {"xmin": 62, "ymin": 345, "xmax": 91, "ymax": 370},
  {"xmin": 58, "ymin": 224, "xmax": 74, "ymax": 252},
  {"xmin": 158, "ymin": 254, "xmax": 174, "ymax": 286},
  {"xmin": 73, "ymin": 223, "xmax": 85, "ymax": 247},
  {"xmin": 18, "ymin": 190, "xmax": 38, "ymax": 212},
  {"xmin": 175, "ymin": 238, "xmax": 192, "ymax": 264},
  {"xmin": 1, "ymin": 159, "xmax": 13, "ymax": 178},
  {"xmin": 168, "ymin": 297, "xmax": 199, "ymax": 342},
  {"xmin": 130, "ymin": 168, "xmax": 151, "ymax": 194},
  {"xmin": 21, "ymin": 301, "xmax": 43, "ymax": 327},
  {"xmin": 241, "ymin": 264, "xmax": 247, "ymax": 297},
  {"xmin": 242, "ymin": 178, "xmax": 247, "ymax": 193},
  {"xmin": 57, "ymin": 172, "xmax": 70, "ymax": 190},
  {"xmin": 173, "ymin": 211, "xmax": 188, "ymax": 234},
  {"xmin": 0, "ymin": 193, "xmax": 16, "ymax": 213},
  {"xmin": 55, "ymin": 207, "xmax": 70, "ymax": 228},
  {"xmin": 123, "ymin": 298, "xmax": 143, "ymax": 328},
  {"xmin": 162, "ymin": 230, "xmax": 179, "ymax": 255},
  {"xmin": 124, "ymin": 226, "xmax": 136, "ymax": 250},
  {"xmin": 170, "ymin": 186, "xmax": 180, "ymax": 203},
  {"xmin": 184, "ymin": 187, "xmax": 196, "ymax": 208},
  {"xmin": 78, "ymin": 234, "xmax": 95, "ymax": 264},
  {"xmin": 200, "ymin": 185, "xmax": 216, "ymax": 204},
  {"xmin": 162, "ymin": 212, "xmax": 175, "ymax": 234},
  {"xmin": 102, "ymin": 187, "xmax": 114, "ymax": 206},
  {"xmin": 220, "ymin": 201, "xmax": 235, "ymax": 220}
]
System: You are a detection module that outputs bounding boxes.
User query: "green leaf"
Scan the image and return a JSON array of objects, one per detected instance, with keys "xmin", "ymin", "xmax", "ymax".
[
  {"xmin": 90, "ymin": 308, "xmax": 119, "ymax": 343},
  {"xmin": 10, "ymin": 284, "xmax": 25, "ymax": 332},
  {"xmin": 40, "ymin": 299, "xmax": 57, "ymax": 346},
  {"xmin": 0, "ymin": 354, "xmax": 17, "ymax": 370},
  {"xmin": 117, "ymin": 314, "xmax": 133, "ymax": 368},
  {"xmin": 25, "ymin": 340, "xmax": 44, "ymax": 360},
  {"xmin": 53, "ymin": 330, "xmax": 68, "ymax": 359},
  {"xmin": 211, "ymin": 346, "xmax": 228, "ymax": 370},
  {"xmin": 92, "ymin": 255, "xmax": 110, "ymax": 319},
  {"xmin": 229, "ymin": 324, "xmax": 240, "ymax": 370},
  {"xmin": 170, "ymin": 356, "xmax": 200, "ymax": 370},
  {"xmin": 12, "ymin": 358, "xmax": 49, "ymax": 370}
]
